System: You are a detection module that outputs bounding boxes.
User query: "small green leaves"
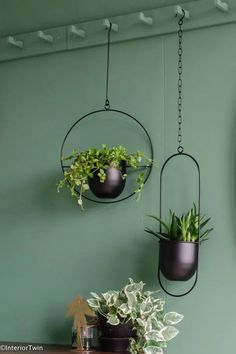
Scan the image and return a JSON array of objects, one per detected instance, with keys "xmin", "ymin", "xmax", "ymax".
[{"xmin": 57, "ymin": 145, "xmax": 153, "ymax": 209}]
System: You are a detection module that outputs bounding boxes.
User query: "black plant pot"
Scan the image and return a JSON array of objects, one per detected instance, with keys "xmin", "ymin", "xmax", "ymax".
[
  {"xmin": 98, "ymin": 314, "xmax": 134, "ymax": 338},
  {"xmin": 159, "ymin": 240, "xmax": 198, "ymax": 281},
  {"xmin": 99, "ymin": 337, "xmax": 130, "ymax": 352},
  {"xmin": 88, "ymin": 161, "xmax": 126, "ymax": 199},
  {"xmin": 98, "ymin": 314, "xmax": 135, "ymax": 352}
]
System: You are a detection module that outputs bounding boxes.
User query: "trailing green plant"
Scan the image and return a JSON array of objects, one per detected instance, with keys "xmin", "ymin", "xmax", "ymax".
[
  {"xmin": 144, "ymin": 204, "xmax": 213, "ymax": 243},
  {"xmin": 57, "ymin": 144, "xmax": 152, "ymax": 209},
  {"xmin": 87, "ymin": 278, "xmax": 183, "ymax": 354}
]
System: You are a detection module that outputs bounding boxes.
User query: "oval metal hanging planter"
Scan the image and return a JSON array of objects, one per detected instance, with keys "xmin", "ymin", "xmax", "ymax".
[
  {"xmin": 158, "ymin": 152, "xmax": 201, "ymax": 297},
  {"xmin": 88, "ymin": 161, "xmax": 126, "ymax": 199}
]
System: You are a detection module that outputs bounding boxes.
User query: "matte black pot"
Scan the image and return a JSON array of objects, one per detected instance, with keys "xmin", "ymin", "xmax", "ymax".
[
  {"xmin": 159, "ymin": 240, "xmax": 198, "ymax": 281},
  {"xmin": 99, "ymin": 337, "xmax": 130, "ymax": 352},
  {"xmin": 98, "ymin": 314, "xmax": 135, "ymax": 338},
  {"xmin": 88, "ymin": 162, "xmax": 126, "ymax": 199}
]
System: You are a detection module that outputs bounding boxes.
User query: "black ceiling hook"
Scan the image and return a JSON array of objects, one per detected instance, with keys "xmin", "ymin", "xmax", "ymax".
[
  {"xmin": 107, "ymin": 21, "xmax": 112, "ymax": 33},
  {"xmin": 178, "ymin": 9, "xmax": 185, "ymax": 25}
]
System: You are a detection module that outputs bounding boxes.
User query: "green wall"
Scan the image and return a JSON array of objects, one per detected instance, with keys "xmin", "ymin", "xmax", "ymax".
[{"xmin": 0, "ymin": 19, "xmax": 236, "ymax": 354}]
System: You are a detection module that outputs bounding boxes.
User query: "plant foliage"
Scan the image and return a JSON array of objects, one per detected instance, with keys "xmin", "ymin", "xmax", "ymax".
[
  {"xmin": 57, "ymin": 144, "xmax": 152, "ymax": 209},
  {"xmin": 144, "ymin": 204, "xmax": 213, "ymax": 243},
  {"xmin": 87, "ymin": 278, "xmax": 183, "ymax": 354}
]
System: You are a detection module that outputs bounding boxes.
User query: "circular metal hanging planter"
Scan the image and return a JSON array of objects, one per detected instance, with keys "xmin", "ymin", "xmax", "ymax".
[
  {"xmin": 60, "ymin": 21, "xmax": 153, "ymax": 204},
  {"xmin": 60, "ymin": 109, "xmax": 153, "ymax": 203}
]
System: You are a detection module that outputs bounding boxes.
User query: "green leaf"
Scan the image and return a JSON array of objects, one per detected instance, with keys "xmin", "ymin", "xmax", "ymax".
[
  {"xmin": 145, "ymin": 330, "xmax": 164, "ymax": 342},
  {"xmin": 146, "ymin": 215, "xmax": 170, "ymax": 233},
  {"xmin": 200, "ymin": 217, "xmax": 211, "ymax": 229},
  {"xmin": 144, "ymin": 228, "xmax": 170, "ymax": 241},
  {"xmin": 107, "ymin": 314, "xmax": 119, "ymax": 326},
  {"xmin": 164, "ymin": 312, "xmax": 184, "ymax": 325},
  {"xmin": 144, "ymin": 346, "xmax": 164, "ymax": 354},
  {"xmin": 160, "ymin": 326, "xmax": 179, "ymax": 341}
]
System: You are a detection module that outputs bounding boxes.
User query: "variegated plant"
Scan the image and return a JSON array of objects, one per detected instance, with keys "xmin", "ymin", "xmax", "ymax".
[{"xmin": 87, "ymin": 278, "xmax": 183, "ymax": 354}]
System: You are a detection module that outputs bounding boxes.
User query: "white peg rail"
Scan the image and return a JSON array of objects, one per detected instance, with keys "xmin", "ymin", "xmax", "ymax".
[{"xmin": 0, "ymin": 0, "xmax": 235, "ymax": 63}]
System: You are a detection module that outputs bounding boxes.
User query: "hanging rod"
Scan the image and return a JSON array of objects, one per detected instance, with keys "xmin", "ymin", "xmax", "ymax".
[{"xmin": 0, "ymin": 0, "xmax": 234, "ymax": 63}]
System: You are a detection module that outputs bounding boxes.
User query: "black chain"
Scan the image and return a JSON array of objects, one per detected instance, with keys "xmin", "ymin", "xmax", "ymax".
[
  {"xmin": 177, "ymin": 10, "xmax": 185, "ymax": 154},
  {"xmin": 104, "ymin": 22, "xmax": 112, "ymax": 110}
]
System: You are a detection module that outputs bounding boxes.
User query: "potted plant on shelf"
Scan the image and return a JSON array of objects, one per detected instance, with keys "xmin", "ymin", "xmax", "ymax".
[
  {"xmin": 144, "ymin": 204, "xmax": 213, "ymax": 281},
  {"xmin": 57, "ymin": 144, "xmax": 152, "ymax": 209},
  {"xmin": 87, "ymin": 278, "xmax": 183, "ymax": 353}
]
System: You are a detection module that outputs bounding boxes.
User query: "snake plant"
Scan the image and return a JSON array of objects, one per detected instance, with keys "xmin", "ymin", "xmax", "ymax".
[{"xmin": 145, "ymin": 204, "xmax": 213, "ymax": 243}]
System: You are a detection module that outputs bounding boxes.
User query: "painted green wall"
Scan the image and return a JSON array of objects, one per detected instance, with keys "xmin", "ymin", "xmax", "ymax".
[{"xmin": 0, "ymin": 20, "xmax": 236, "ymax": 354}]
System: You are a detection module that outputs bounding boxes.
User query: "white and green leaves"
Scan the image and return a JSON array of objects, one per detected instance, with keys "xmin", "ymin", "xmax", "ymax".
[
  {"xmin": 164, "ymin": 312, "xmax": 184, "ymax": 325},
  {"xmin": 86, "ymin": 278, "xmax": 184, "ymax": 354},
  {"xmin": 107, "ymin": 314, "xmax": 120, "ymax": 326}
]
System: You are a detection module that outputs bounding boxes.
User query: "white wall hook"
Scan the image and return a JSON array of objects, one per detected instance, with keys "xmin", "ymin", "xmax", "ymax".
[
  {"xmin": 37, "ymin": 30, "xmax": 53, "ymax": 43},
  {"xmin": 103, "ymin": 19, "xmax": 118, "ymax": 32},
  {"xmin": 175, "ymin": 5, "xmax": 190, "ymax": 19},
  {"xmin": 70, "ymin": 25, "xmax": 85, "ymax": 38},
  {"xmin": 7, "ymin": 36, "xmax": 23, "ymax": 49},
  {"xmin": 138, "ymin": 12, "xmax": 153, "ymax": 26},
  {"xmin": 215, "ymin": 0, "xmax": 229, "ymax": 12}
]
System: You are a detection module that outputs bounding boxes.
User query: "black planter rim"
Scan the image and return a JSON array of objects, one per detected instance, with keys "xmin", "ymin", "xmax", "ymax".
[{"xmin": 159, "ymin": 239, "xmax": 199, "ymax": 245}]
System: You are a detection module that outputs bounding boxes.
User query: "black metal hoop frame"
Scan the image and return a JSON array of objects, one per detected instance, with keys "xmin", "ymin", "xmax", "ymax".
[
  {"xmin": 158, "ymin": 152, "xmax": 201, "ymax": 297},
  {"xmin": 60, "ymin": 108, "xmax": 154, "ymax": 204}
]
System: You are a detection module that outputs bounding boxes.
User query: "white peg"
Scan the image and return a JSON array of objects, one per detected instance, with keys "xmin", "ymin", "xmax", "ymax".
[
  {"xmin": 103, "ymin": 19, "xmax": 118, "ymax": 32},
  {"xmin": 70, "ymin": 25, "xmax": 85, "ymax": 38},
  {"xmin": 215, "ymin": 0, "xmax": 229, "ymax": 12},
  {"xmin": 175, "ymin": 5, "xmax": 190, "ymax": 19},
  {"xmin": 7, "ymin": 36, "xmax": 23, "ymax": 49},
  {"xmin": 37, "ymin": 30, "xmax": 53, "ymax": 43},
  {"xmin": 138, "ymin": 12, "xmax": 153, "ymax": 26}
]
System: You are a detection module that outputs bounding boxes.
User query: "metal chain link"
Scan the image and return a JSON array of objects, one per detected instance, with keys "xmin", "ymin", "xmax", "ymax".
[{"xmin": 177, "ymin": 11, "xmax": 185, "ymax": 154}]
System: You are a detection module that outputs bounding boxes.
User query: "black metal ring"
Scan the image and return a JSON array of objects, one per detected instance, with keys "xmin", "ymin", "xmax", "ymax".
[
  {"xmin": 60, "ymin": 108, "xmax": 154, "ymax": 204},
  {"xmin": 158, "ymin": 152, "xmax": 201, "ymax": 297}
]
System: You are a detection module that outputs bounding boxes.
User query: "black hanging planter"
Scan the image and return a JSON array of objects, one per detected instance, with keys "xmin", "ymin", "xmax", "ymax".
[
  {"xmin": 98, "ymin": 314, "xmax": 135, "ymax": 352},
  {"xmin": 59, "ymin": 20, "xmax": 154, "ymax": 206},
  {"xmin": 159, "ymin": 240, "xmax": 198, "ymax": 281},
  {"xmin": 88, "ymin": 162, "xmax": 126, "ymax": 199},
  {"xmin": 158, "ymin": 152, "xmax": 201, "ymax": 297}
]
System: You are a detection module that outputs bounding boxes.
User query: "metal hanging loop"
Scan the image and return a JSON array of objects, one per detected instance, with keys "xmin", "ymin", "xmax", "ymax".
[
  {"xmin": 104, "ymin": 21, "xmax": 112, "ymax": 110},
  {"xmin": 158, "ymin": 152, "xmax": 201, "ymax": 297}
]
